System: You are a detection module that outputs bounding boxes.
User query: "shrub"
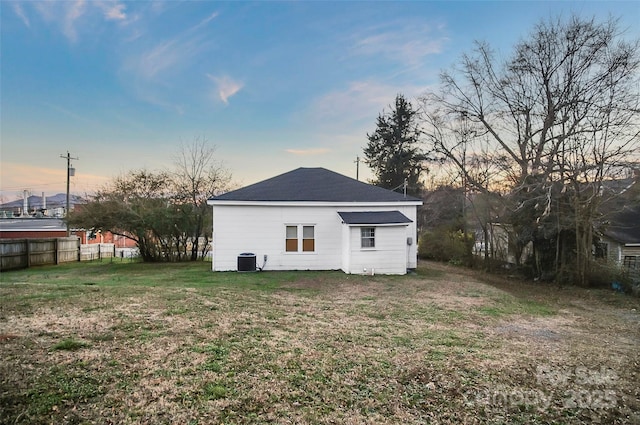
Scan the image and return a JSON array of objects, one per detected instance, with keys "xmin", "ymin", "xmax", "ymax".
[
  {"xmin": 586, "ymin": 260, "xmax": 635, "ymax": 290},
  {"xmin": 419, "ymin": 226, "xmax": 475, "ymax": 266}
]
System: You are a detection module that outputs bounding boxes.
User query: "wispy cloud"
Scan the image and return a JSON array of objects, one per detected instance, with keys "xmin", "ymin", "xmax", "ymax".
[
  {"xmin": 134, "ymin": 39, "xmax": 187, "ymax": 79},
  {"xmin": 126, "ymin": 7, "xmax": 219, "ymax": 80},
  {"xmin": 62, "ymin": 0, "xmax": 87, "ymax": 43},
  {"xmin": 12, "ymin": 3, "xmax": 30, "ymax": 28},
  {"xmin": 98, "ymin": 2, "xmax": 127, "ymax": 21},
  {"xmin": 191, "ymin": 11, "xmax": 219, "ymax": 32},
  {"xmin": 17, "ymin": 1, "xmax": 220, "ymax": 111},
  {"xmin": 22, "ymin": 0, "xmax": 130, "ymax": 42},
  {"xmin": 297, "ymin": 79, "xmax": 434, "ymax": 163},
  {"xmin": 207, "ymin": 74, "xmax": 243, "ymax": 105},
  {"xmin": 307, "ymin": 80, "xmax": 429, "ymax": 127},
  {"xmin": 118, "ymin": 8, "xmax": 220, "ymax": 111},
  {"xmin": 350, "ymin": 21, "xmax": 448, "ymax": 67},
  {"xmin": 32, "ymin": 1, "xmax": 56, "ymax": 22},
  {"xmin": 285, "ymin": 148, "xmax": 331, "ymax": 156},
  {"xmin": 121, "ymin": 37, "xmax": 207, "ymax": 113},
  {"xmin": 124, "ymin": 30, "xmax": 212, "ymax": 81}
]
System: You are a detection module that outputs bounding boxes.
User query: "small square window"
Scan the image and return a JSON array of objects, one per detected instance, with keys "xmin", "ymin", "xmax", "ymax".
[{"xmin": 361, "ymin": 227, "xmax": 375, "ymax": 248}]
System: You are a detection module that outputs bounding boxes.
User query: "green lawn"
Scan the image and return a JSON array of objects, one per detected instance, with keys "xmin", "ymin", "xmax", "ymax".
[{"xmin": 0, "ymin": 261, "xmax": 638, "ymax": 424}]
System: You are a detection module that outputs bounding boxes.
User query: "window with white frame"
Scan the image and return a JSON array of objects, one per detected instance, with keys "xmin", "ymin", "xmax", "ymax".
[
  {"xmin": 302, "ymin": 226, "xmax": 315, "ymax": 252},
  {"xmin": 285, "ymin": 225, "xmax": 315, "ymax": 252},
  {"xmin": 361, "ymin": 227, "xmax": 375, "ymax": 248},
  {"xmin": 285, "ymin": 226, "xmax": 298, "ymax": 252}
]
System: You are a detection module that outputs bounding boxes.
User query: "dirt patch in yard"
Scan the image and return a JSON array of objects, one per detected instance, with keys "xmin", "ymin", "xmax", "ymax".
[
  {"xmin": 0, "ymin": 261, "xmax": 638, "ymax": 424},
  {"xmin": 0, "ymin": 334, "xmax": 19, "ymax": 342}
]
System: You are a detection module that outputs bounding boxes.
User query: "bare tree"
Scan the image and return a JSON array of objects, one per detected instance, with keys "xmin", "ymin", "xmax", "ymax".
[
  {"xmin": 171, "ymin": 137, "xmax": 232, "ymax": 260},
  {"xmin": 69, "ymin": 138, "xmax": 233, "ymax": 262},
  {"xmin": 421, "ymin": 15, "xmax": 640, "ymax": 283}
]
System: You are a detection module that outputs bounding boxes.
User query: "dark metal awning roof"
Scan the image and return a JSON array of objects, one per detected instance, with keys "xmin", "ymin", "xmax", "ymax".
[{"xmin": 337, "ymin": 211, "xmax": 412, "ymax": 225}]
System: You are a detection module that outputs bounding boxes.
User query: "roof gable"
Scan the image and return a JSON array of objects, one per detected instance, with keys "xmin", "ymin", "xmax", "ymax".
[{"xmin": 210, "ymin": 168, "xmax": 422, "ymax": 203}]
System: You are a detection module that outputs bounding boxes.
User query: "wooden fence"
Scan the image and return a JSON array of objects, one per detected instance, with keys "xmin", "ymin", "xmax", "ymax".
[
  {"xmin": 0, "ymin": 237, "xmax": 80, "ymax": 271},
  {"xmin": 0, "ymin": 239, "xmax": 142, "ymax": 271},
  {"xmin": 80, "ymin": 243, "xmax": 115, "ymax": 261}
]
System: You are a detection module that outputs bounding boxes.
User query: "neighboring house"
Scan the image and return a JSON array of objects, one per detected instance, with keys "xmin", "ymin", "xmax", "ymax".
[
  {"xmin": 0, "ymin": 218, "xmax": 76, "ymax": 239},
  {"xmin": 207, "ymin": 167, "xmax": 422, "ymax": 275},
  {"xmin": 600, "ymin": 204, "xmax": 640, "ymax": 280},
  {"xmin": 599, "ymin": 172, "xmax": 640, "ymax": 280},
  {"xmin": 475, "ymin": 223, "xmax": 533, "ymax": 266},
  {"xmin": 474, "ymin": 172, "xmax": 640, "ymax": 279}
]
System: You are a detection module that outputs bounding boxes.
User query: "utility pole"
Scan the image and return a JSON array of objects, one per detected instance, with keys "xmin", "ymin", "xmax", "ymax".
[
  {"xmin": 460, "ymin": 113, "xmax": 468, "ymax": 236},
  {"xmin": 354, "ymin": 156, "xmax": 360, "ymax": 181},
  {"xmin": 60, "ymin": 152, "xmax": 78, "ymax": 236}
]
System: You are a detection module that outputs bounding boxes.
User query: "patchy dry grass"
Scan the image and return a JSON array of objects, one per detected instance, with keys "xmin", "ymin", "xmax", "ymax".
[{"xmin": 0, "ymin": 260, "xmax": 639, "ymax": 424}]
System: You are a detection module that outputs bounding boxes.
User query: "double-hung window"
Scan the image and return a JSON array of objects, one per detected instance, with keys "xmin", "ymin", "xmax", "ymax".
[
  {"xmin": 302, "ymin": 226, "xmax": 315, "ymax": 252},
  {"xmin": 286, "ymin": 225, "xmax": 315, "ymax": 252},
  {"xmin": 361, "ymin": 227, "xmax": 375, "ymax": 248},
  {"xmin": 286, "ymin": 226, "xmax": 298, "ymax": 252}
]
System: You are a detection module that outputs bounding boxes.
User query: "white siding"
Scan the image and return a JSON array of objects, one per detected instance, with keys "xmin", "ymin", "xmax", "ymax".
[
  {"xmin": 344, "ymin": 225, "xmax": 408, "ymax": 275},
  {"xmin": 341, "ymin": 221, "xmax": 351, "ymax": 272},
  {"xmin": 602, "ymin": 236, "xmax": 623, "ymax": 263},
  {"xmin": 211, "ymin": 204, "xmax": 419, "ymax": 273},
  {"xmin": 397, "ymin": 204, "xmax": 418, "ymax": 269},
  {"xmin": 212, "ymin": 205, "xmax": 342, "ymax": 271}
]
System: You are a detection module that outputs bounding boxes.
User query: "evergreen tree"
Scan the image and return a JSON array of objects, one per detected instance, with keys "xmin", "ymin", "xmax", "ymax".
[{"xmin": 364, "ymin": 94, "xmax": 427, "ymax": 196}]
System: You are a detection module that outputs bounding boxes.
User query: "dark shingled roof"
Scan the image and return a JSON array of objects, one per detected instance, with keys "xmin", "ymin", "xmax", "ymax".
[
  {"xmin": 210, "ymin": 168, "xmax": 422, "ymax": 203},
  {"xmin": 603, "ymin": 204, "xmax": 640, "ymax": 245},
  {"xmin": 338, "ymin": 211, "xmax": 412, "ymax": 225}
]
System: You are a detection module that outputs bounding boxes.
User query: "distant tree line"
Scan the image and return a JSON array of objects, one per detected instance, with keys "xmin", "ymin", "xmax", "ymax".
[
  {"xmin": 364, "ymin": 15, "xmax": 640, "ymax": 286},
  {"xmin": 68, "ymin": 139, "xmax": 232, "ymax": 262}
]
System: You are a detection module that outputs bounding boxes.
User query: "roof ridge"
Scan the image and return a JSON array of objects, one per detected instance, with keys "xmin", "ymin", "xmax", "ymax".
[{"xmin": 210, "ymin": 167, "xmax": 422, "ymax": 203}]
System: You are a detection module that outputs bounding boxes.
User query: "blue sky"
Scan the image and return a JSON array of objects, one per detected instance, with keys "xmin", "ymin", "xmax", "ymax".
[{"xmin": 1, "ymin": 1, "xmax": 639, "ymax": 199}]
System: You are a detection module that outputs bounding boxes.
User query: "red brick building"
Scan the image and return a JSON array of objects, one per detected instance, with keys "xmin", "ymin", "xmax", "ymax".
[{"xmin": 0, "ymin": 218, "xmax": 136, "ymax": 247}]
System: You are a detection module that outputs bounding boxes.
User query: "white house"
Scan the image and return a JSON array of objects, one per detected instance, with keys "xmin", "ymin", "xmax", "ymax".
[
  {"xmin": 207, "ymin": 167, "xmax": 422, "ymax": 275},
  {"xmin": 600, "ymin": 205, "xmax": 640, "ymax": 280}
]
